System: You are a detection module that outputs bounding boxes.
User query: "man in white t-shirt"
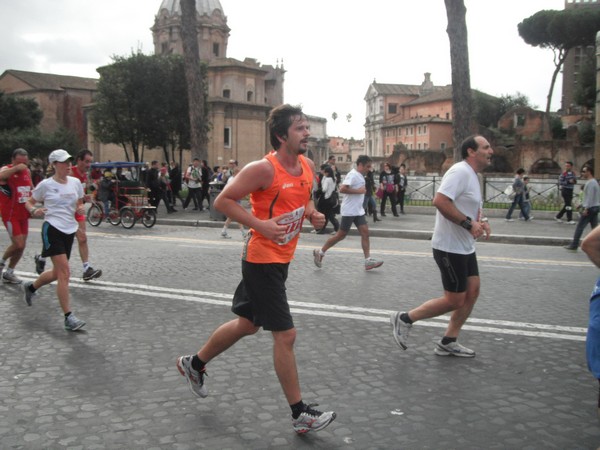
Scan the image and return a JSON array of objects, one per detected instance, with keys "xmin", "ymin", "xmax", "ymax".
[
  {"xmin": 313, "ymin": 155, "xmax": 383, "ymax": 271},
  {"xmin": 391, "ymin": 135, "xmax": 493, "ymax": 358}
]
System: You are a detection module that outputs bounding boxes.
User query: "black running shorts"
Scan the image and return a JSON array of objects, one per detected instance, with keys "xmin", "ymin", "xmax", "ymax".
[
  {"xmin": 41, "ymin": 222, "xmax": 75, "ymax": 259},
  {"xmin": 432, "ymin": 249, "xmax": 479, "ymax": 293},
  {"xmin": 231, "ymin": 261, "xmax": 294, "ymax": 331}
]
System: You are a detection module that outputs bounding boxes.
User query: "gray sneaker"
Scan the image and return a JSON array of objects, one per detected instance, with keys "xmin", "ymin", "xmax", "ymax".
[
  {"xmin": 365, "ymin": 257, "xmax": 383, "ymax": 271},
  {"xmin": 64, "ymin": 314, "xmax": 86, "ymax": 331},
  {"xmin": 2, "ymin": 272, "xmax": 22, "ymax": 284},
  {"xmin": 313, "ymin": 249, "xmax": 323, "ymax": 268},
  {"xmin": 83, "ymin": 267, "xmax": 102, "ymax": 281},
  {"xmin": 390, "ymin": 311, "xmax": 411, "ymax": 350},
  {"xmin": 21, "ymin": 281, "xmax": 36, "ymax": 306},
  {"xmin": 34, "ymin": 254, "xmax": 46, "ymax": 275},
  {"xmin": 434, "ymin": 340, "xmax": 475, "ymax": 358},
  {"xmin": 291, "ymin": 404, "xmax": 336, "ymax": 434},
  {"xmin": 176, "ymin": 355, "xmax": 208, "ymax": 398}
]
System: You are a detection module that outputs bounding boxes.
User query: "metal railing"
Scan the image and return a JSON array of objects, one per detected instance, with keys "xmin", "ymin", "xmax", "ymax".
[{"xmin": 400, "ymin": 176, "xmax": 564, "ymax": 211}]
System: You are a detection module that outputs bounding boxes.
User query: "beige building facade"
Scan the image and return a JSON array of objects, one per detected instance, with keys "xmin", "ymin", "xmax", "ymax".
[
  {"xmin": 364, "ymin": 73, "xmax": 453, "ymax": 160},
  {"xmin": 152, "ymin": 0, "xmax": 286, "ymax": 167}
]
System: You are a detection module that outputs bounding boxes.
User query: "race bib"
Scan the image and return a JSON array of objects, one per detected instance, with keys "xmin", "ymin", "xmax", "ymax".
[
  {"xmin": 276, "ymin": 206, "xmax": 305, "ymax": 245},
  {"xmin": 16, "ymin": 185, "xmax": 31, "ymax": 203}
]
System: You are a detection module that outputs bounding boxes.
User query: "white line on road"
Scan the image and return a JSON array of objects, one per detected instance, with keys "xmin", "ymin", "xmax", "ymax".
[{"xmin": 17, "ymin": 274, "xmax": 586, "ymax": 342}]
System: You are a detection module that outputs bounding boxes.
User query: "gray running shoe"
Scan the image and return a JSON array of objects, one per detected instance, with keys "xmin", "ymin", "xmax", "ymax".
[
  {"xmin": 313, "ymin": 249, "xmax": 323, "ymax": 268},
  {"xmin": 21, "ymin": 281, "xmax": 36, "ymax": 306},
  {"xmin": 220, "ymin": 231, "xmax": 231, "ymax": 239},
  {"xmin": 176, "ymin": 355, "xmax": 208, "ymax": 398},
  {"xmin": 390, "ymin": 311, "xmax": 411, "ymax": 350},
  {"xmin": 83, "ymin": 267, "xmax": 102, "ymax": 281},
  {"xmin": 434, "ymin": 340, "xmax": 475, "ymax": 358},
  {"xmin": 365, "ymin": 257, "xmax": 383, "ymax": 271},
  {"xmin": 292, "ymin": 404, "xmax": 336, "ymax": 434},
  {"xmin": 64, "ymin": 314, "xmax": 86, "ymax": 331},
  {"xmin": 2, "ymin": 272, "xmax": 22, "ymax": 284},
  {"xmin": 34, "ymin": 254, "xmax": 45, "ymax": 275}
]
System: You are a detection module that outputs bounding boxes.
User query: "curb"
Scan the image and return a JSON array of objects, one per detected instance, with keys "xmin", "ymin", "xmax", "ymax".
[{"xmin": 154, "ymin": 217, "xmax": 571, "ymax": 247}]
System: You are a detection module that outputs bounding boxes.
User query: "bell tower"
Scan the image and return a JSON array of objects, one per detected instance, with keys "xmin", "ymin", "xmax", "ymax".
[{"xmin": 151, "ymin": 0, "xmax": 230, "ymax": 62}]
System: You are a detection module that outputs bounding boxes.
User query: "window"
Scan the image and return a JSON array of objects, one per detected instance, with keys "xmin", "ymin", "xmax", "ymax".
[
  {"xmin": 386, "ymin": 144, "xmax": 390, "ymax": 154},
  {"xmin": 388, "ymin": 104, "xmax": 397, "ymax": 114},
  {"xmin": 445, "ymin": 112, "xmax": 450, "ymax": 119},
  {"xmin": 440, "ymin": 142, "xmax": 446, "ymax": 150},
  {"xmin": 515, "ymin": 113, "xmax": 526, "ymax": 127},
  {"xmin": 213, "ymin": 43, "xmax": 220, "ymax": 57},
  {"xmin": 224, "ymin": 127, "xmax": 231, "ymax": 148},
  {"xmin": 161, "ymin": 42, "xmax": 169, "ymax": 54},
  {"xmin": 223, "ymin": 89, "xmax": 231, "ymax": 98},
  {"xmin": 247, "ymin": 91, "xmax": 253, "ymax": 102},
  {"xmin": 417, "ymin": 126, "xmax": 422, "ymax": 135},
  {"xmin": 423, "ymin": 125, "xmax": 427, "ymax": 134},
  {"xmin": 417, "ymin": 143, "xmax": 421, "ymax": 150},
  {"xmin": 423, "ymin": 143, "xmax": 428, "ymax": 150}
]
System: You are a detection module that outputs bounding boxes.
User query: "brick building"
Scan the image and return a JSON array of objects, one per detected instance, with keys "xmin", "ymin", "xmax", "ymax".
[
  {"xmin": 364, "ymin": 73, "xmax": 453, "ymax": 159},
  {"xmin": 0, "ymin": 70, "xmax": 97, "ymax": 146}
]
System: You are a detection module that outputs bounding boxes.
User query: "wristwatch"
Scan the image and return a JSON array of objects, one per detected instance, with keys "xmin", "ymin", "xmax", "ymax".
[{"xmin": 460, "ymin": 216, "xmax": 473, "ymax": 231}]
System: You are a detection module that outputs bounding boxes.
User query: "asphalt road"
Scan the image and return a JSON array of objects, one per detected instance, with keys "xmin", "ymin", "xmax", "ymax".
[{"xmin": 1, "ymin": 220, "xmax": 599, "ymax": 449}]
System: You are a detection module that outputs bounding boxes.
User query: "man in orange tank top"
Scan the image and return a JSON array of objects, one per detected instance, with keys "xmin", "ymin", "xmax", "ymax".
[{"xmin": 176, "ymin": 104, "xmax": 337, "ymax": 434}]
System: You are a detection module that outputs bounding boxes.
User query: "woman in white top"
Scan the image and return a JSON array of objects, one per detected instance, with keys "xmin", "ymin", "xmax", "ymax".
[
  {"xmin": 316, "ymin": 166, "xmax": 339, "ymax": 234},
  {"xmin": 22, "ymin": 149, "xmax": 86, "ymax": 331}
]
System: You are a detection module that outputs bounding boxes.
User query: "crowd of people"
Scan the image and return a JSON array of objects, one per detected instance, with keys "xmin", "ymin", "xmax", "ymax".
[{"xmin": 3, "ymin": 108, "xmax": 600, "ymax": 435}]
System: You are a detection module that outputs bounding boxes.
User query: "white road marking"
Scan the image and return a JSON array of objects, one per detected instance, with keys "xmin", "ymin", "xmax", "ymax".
[{"xmin": 15, "ymin": 274, "xmax": 587, "ymax": 342}]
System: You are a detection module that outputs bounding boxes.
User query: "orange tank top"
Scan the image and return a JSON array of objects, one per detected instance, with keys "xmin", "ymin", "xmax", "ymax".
[{"xmin": 243, "ymin": 152, "xmax": 313, "ymax": 264}]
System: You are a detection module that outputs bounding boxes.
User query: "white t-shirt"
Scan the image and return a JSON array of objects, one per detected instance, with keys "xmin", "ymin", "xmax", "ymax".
[
  {"xmin": 32, "ymin": 176, "xmax": 84, "ymax": 234},
  {"xmin": 186, "ymin": 165, "xmax": 202, "ymax": 188},
  {"xmin": 340, "ymin": 168, "xmax": 365, "ymax": 217},
  {"xmin": 431, "ymin": 161, "xmax": 481, "ymax": 255}
]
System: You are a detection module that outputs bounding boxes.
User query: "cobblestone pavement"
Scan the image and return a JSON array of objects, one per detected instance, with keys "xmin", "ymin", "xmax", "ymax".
[{"xmin": 1, "ymin": 216, "xmax": 599, "ymax": 449}]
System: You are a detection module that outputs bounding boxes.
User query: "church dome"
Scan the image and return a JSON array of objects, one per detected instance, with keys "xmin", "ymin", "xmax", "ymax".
[{"xmin": 157, "ymin": 0, "xmax": 224, "ymax": 16}]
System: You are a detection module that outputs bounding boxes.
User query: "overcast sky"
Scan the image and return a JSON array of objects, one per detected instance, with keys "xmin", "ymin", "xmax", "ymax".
[{"xmin": 0, "ymin": 0, "xmax": 565, "ymax": 139}]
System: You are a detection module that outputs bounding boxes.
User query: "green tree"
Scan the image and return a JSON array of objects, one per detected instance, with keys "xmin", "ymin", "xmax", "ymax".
[
  {"xmin": 498, "ymin": 92, "xmax": 533, "ymax": 117},
  {"xmin": 0, "ymin": 91, "xmax": 43, "ymax": 131},
  {"xmin": 445, "ymin": 0, "xmax": 472, "ymax": 162},
  {"xmin": 0, "ymin": 91, "xmax": 80, "ymax": 160},
  {"xmin": 92, "ymin": 52, "xmax": 185, "ymax": 162},
  {"xmin": 143, "ymin": 55, "xmax": 192, "ymax": 165},
  {"xmin": 518, "ymin": 8, "xmax": 600, "ymax": 117}
]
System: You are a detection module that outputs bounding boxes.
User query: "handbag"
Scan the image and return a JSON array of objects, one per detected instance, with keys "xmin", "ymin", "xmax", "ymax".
[
  {"xmin": 330, "ymin": 191, "xmax": 339, "ymax": 208},
  {"xmin": 376, "ymin": 187, "xmax": 384, "ymax": 199}
]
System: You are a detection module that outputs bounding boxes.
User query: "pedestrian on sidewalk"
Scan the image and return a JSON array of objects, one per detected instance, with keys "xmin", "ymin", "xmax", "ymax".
[
  {"xmin": 396, "ymin": 163, "xmax": 408, "ymax": 214},
  {"xmin": 22, "ymin": 149, "xmax": 86, "ymax": 331},
  {"xmin": 313, "ymin": 155, "xmax": 383, "ymax": 271},
  {"xmin": 565, "ymin": 165, "xmax": 600, "ymax": 251},
  {"xmin": 505, "ymin": 168, "xmax": 530, "ymax": 222},
  {"xmin": 315, "ymin": 165, "xmax": 339, "ymax": 234},
  {"xmin": 379, "ymin": 162, "xmax": 398, "ymax": 217},
  {"xmin": 390, "ymin": 135, "xmax": 493, "ymax": 358},
  {"xmin": 363, "ymin": 165, "xmax": 380, "ymax": 223},
  {"xmin": 176, "ymin": 104, "xmax": 336, "ymax": 434},
  {"xmin": 556, "ymin": 161, "xmax": 577, "ymax": 224},
  {"xmin": 220, "ymin": 166, "xmax": 246, "ymax": 239},
  {"xmin": 519, "ymin": 176, "xmax": 533, "ymax": 220}
]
